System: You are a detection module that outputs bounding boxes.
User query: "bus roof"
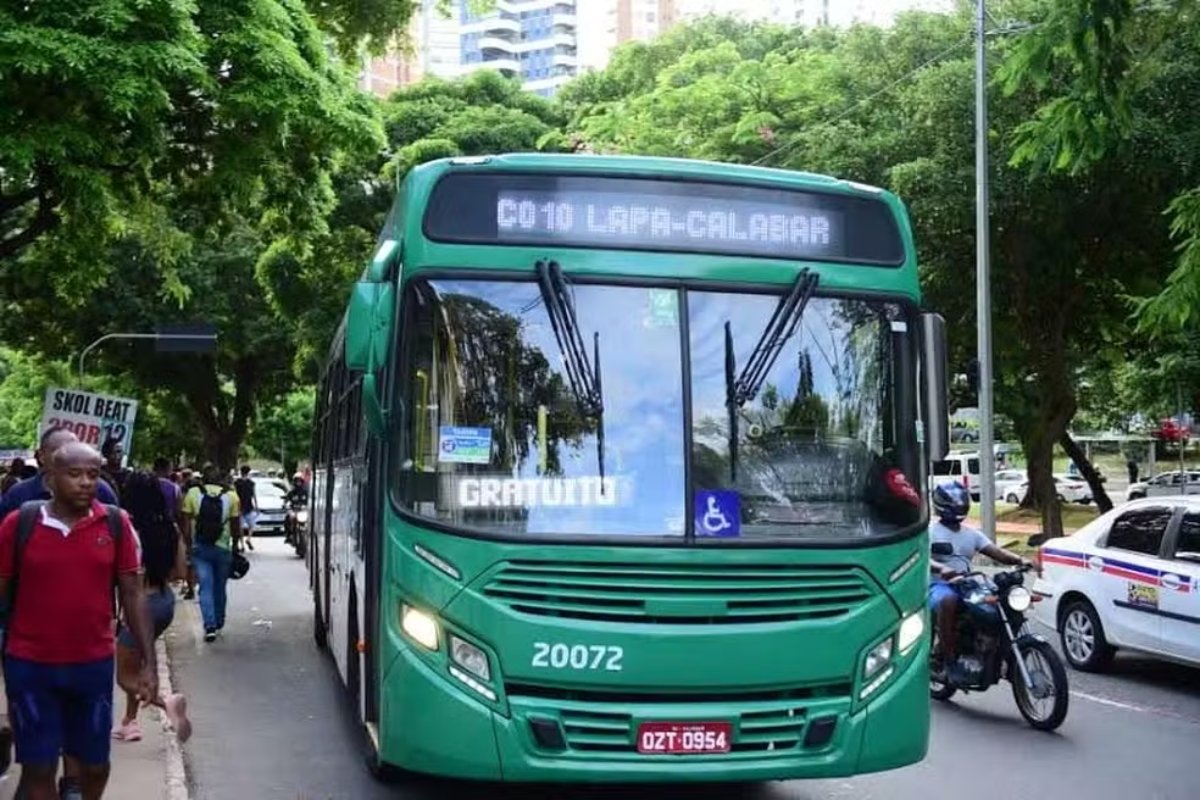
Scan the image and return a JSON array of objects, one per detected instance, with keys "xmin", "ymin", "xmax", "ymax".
[{"xmin": 405, "ymin": 152, "xmax": 895, "ymax": 203}]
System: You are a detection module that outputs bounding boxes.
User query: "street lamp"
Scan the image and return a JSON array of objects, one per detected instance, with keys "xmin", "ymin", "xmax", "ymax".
[
  {"xmin": 78, "ymin": 332, "xmax": 218, "ymax": 382},
  {"xmin": 975, "ymin": 0, "xmax": 997, "ymax": 540}
]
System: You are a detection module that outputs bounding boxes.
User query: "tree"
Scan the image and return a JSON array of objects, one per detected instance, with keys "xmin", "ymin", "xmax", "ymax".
[
  {"xmin": 1, "ymin": 0, "xmax": 384, "ymax": 470},
  {"xmin": 1, "ymin": 0, "xmax": 397, "ymax": 268},
  {"xmin": 247, "ymin": 388, "xmax": 316, "ymax": 473}
]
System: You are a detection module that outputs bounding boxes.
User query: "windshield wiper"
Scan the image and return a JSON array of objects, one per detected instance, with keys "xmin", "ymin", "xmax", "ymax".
[
  {"xmin": 724, "ymin": 269, "xmax": 820, "ymax": 482},
  {"xmin": 535, "ymin": 260, "xmax": 606, "ymax": 490}
]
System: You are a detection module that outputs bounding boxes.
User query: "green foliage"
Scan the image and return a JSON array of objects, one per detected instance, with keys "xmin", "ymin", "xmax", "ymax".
[{"xmin": 246, "ymin": 387, "xmax": 315, "ymax": 472}]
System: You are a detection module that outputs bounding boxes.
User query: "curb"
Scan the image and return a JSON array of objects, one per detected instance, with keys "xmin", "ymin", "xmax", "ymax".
[{"xmin": 155, "ymin": 638, "xmax": 190, "ymax": 800}]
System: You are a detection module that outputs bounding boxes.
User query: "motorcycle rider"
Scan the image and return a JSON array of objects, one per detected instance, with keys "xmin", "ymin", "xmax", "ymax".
[
  {"xmin": 928, "ymin": 482, "xmax": 1033, "ymax": 685},
  {"xmin": 283, "ymin": 474, "xmax": 308, "ymax": 543}
]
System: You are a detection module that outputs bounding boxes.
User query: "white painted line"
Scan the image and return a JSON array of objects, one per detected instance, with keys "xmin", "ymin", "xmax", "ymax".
[{"xmin": 1071, "ymin": 689, "xmax": 1199, "ymax": 724}]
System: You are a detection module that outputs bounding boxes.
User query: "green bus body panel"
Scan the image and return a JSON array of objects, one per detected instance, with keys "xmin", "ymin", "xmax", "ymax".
[{"xmin": 351, "ymin": 154, "xmax": 929, "ymax": 781}]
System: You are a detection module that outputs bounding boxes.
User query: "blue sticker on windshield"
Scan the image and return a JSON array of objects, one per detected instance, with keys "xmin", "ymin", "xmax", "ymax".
[
  {"xmin": 438, "ymin": 426, "xmax": 493, "ymax": 464},
  {"xmin": 695, "ymin": 490, "xmax": 740, "ymax": 538}
]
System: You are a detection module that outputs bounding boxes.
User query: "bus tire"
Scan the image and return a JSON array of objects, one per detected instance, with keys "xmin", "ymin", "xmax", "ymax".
[{"xmin": 313, "ymin": 590, "xmax": 327, "ymax": 651}]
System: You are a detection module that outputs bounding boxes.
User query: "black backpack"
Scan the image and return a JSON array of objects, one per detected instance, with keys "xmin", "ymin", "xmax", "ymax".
[
  {"xmin": 194, "ymin": 489, "xmax": 226, "ymax": 546},
  {"xmin": 123, "ymin": 471, "xmax": 178, "ymax": 587}
]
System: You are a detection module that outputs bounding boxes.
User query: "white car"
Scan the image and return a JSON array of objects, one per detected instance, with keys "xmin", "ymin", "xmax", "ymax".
[
  {"xmin": 1125, "ymin": 470, "xmax": 1200, "ymax": 501},
  {"xmin": 1032, "ymin": 497, "xmax": 1200, "ymax": 671},
  {"xmin": 1002, "ymin": 475, "xmax": 1091, "ymax": 505},
  {"xmin": 994, "ymin": 469, "xmax": 1028, "ymax": 503}
]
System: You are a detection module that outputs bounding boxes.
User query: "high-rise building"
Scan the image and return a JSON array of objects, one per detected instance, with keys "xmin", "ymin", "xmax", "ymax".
[
  {"xmin": 580, "ymin": 0, "xmax": 677, "ymax": 71},
  {"xmin": 359, "ymin": 5, "xmax": 461, "ymax": 97},
  {"xmin": 460, "ymin": 0, "xmax": 580, "ymax": 97}
]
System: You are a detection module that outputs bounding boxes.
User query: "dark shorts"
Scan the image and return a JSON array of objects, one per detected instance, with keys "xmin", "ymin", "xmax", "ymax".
[
  {"xmin": 117, "ymin": 586, "xmax": 176, "ymax": 648},
  {"xmin": 3, "ymin": 655, "xmax": 115, "ymax": 765}
]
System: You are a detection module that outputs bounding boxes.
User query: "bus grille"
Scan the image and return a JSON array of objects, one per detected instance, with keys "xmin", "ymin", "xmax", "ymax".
[
  {"xmin": 556, "ymin": 704, "xmax": 812, "ymax": 754},
  {"xmin": 481, "ymin": 560, "xmax": 875, "ymax": 624}
]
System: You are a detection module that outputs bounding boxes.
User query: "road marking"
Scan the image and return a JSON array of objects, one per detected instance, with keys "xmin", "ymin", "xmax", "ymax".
[{"xmin": 1071, "ymin": 689, "xmax": 1200, "ymax": 724}]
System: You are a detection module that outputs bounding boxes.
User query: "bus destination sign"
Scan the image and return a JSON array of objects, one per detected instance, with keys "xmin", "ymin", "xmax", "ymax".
[
  {"xmin": 495, "ymin": 191, "xmax": 836, "ymax": 256},
  {"xmin": 424, "ymin": 173, "xmax": 904, "ymax": 265}
]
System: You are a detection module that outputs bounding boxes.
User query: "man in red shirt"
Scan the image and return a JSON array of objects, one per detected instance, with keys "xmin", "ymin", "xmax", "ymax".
[{"xmin": 0, "ymin": 442, "xmax": 157, "ymax": 800}]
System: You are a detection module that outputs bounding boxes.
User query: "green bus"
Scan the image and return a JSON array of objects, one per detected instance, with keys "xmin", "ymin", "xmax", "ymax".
[{"xmin": 309, "ymin": 153, "xmax": 951, "ymax": 783}]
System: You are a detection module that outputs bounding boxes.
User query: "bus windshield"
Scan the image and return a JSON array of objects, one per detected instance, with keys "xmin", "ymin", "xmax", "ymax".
[{"xmin": 395, "ymin": 277, "xmax": 920, "ymax": 541}]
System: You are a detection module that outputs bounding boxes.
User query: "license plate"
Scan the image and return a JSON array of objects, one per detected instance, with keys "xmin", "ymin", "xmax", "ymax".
[{"xmin": 636, "ymin": 721, "xmax": 732, "ymax": 755}]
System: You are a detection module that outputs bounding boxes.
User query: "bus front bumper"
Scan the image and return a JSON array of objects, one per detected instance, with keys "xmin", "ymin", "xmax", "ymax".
[{"xmin": 379, "ymin": 637, "xmax": 929, "ymax": 783}]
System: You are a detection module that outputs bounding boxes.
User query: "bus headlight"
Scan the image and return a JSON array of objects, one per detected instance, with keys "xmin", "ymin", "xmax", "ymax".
[
  {"xmin": 450, "ymin": 635, "xmax": 490, "ymax": 682},
  {"xmin": 863, "ymin": 637, "xmax": 894, "ymax": 680},
  {"xmin": 401, "ymin": 605, "xmax": 439, "ymax": 650},
  {"xmin": 897, "ymin": 610, "xmax": 925, "ymax": 654},
  {"xmin": 1007, "ymin": 587, "xmax": 1032, "ymax": 612}
]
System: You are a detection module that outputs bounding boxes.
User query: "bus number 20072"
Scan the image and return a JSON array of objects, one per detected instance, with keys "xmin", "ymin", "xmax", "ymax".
[{"xmin": 532, "ymin": 643, "xmax": 624, "ymax": 671}]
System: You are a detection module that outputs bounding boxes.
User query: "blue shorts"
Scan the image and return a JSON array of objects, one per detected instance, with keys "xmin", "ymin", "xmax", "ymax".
[
  {"xmin": 3, "ymin": 655, "xmax": 115, "ymax": 765},
  {"xmin": 117, "ymin": 586, "xmax": 176, "ymax": 648},
  {"xmin": 928, "ymin": 580, "xmax": 959, "ymax": 611}
]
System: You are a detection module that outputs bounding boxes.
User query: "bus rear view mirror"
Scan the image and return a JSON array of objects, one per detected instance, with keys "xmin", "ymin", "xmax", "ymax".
[{"xmin": 921, "ymin": 313, "xmax": 950, "ymax": 462}]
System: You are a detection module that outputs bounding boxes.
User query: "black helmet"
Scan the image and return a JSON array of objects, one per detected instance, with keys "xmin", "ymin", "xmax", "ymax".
[
  {"xmin": 230, "ymin": 551, "xmax": 251, "ymax": 580},
  {"xmin": 932, "ymin": 481, "xmax": 970, "ymax": 523}
]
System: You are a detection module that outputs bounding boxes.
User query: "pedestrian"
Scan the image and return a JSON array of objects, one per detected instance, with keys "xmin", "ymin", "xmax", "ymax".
[
  {"xmin": 0, "ymin": 428, "xmax": 120, "ymax": 798},
  {"xmin": 0, "ymin": 442, "xmax": 158, "ymax": 800},
  {"xmin": 233, "ymin": 466, "xmax": 257, "ymax": 552},
  {"xmin": 1127, "ymin": 456, "xmax": 1139, "ymax": 484},
  {"xmin": 111, "ymin": 471, "xmax": 192, "ymax": 745},
  {"xmin": 0, "ymin": 429, "xmax": 120, "ymax": 521},
  {"xmin": 182, "ymin": 465, "xmax": 242, "ymax": 642},
  {"xmin": 99, "ymin": 438, "xmax": 131, "ymax": 500},
  {"xmin": 176, "ymin": 468, "xmax": 199, "ymax": 600},
  {"xmin": 1, "ymin": 458, "xmax": 25, "ymax": 494}
]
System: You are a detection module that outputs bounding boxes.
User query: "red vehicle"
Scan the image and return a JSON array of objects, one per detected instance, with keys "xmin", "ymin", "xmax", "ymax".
[{"xmin": 1153, "ymin": 418, "xmax": 1191, "ymax": 444}]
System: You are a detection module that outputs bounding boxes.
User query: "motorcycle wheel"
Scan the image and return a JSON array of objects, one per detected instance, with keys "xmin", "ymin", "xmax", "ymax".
[
  {"xmin": 1010, "ymin": 638, "xmax": 1069, "ymax": 731},
  {"xmin": 929, "ymin": 630, "xmax": 957, "ymax": 702}
]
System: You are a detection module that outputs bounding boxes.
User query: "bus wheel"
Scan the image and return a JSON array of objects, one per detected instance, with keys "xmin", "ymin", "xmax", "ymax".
[{"xmin": 313, "ymin": 590, "xmax": 327, "ymax": 651}]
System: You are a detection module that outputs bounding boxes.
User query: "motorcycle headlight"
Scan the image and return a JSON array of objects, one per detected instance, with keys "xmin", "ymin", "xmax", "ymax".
[
  {"xmin": 297, "ymin": 510, "xmax": 309, "ymax": 523},
  {"xmin": 1007, "ymin": 586, "xmax": 1032, "ymax": 612}
]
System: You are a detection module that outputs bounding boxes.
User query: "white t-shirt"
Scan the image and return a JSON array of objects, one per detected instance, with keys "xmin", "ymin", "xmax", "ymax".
[{"xmin": 930, "ymin": 521, "xmax": 991, "ymax": 575}]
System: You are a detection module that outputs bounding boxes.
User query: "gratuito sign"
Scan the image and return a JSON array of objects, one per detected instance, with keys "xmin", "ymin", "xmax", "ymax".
[{"xmin": 41, "ymin": 388, "xmax": 139, "ymax": 455}]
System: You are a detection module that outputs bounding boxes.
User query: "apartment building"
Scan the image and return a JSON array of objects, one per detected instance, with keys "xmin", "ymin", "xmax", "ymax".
[{"xmin": 460, "ymin": 0, "xmax": 581, "ymax": 97}]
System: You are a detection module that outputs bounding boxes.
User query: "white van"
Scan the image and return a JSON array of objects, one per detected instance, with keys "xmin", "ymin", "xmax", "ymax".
[{"xmin": 930, "ymin": 451, "xmax": 982, "ymax": 500}]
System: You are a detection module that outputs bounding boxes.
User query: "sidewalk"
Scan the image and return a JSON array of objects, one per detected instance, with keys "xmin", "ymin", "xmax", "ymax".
[{"xmin": 0, "ymin": 639, "xmax": 184, "ymax": 800}]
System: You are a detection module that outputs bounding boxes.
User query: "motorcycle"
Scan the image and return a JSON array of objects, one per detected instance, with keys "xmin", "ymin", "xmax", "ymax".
[
  {"xmin": 929, "ymin": 543, "xmax": 1069, "ymax": 731},
  {"xmin": 284, "ymin": 498, "xmax": 308, "ymax": 559}
]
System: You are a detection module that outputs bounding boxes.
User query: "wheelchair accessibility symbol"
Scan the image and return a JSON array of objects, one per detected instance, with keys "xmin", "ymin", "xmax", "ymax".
[{"xmin": 694, "ymin": 491, "xmax": 740, "ymax": 538}]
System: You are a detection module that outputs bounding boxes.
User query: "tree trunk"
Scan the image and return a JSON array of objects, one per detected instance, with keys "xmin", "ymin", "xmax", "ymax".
[
  {"xmin": 1060, "ymin": 431, "xmax": 1113, "ymax": 512},
  {"xmin": 185, "ymin": 357, "xmax": 261, "ymax": 475}
]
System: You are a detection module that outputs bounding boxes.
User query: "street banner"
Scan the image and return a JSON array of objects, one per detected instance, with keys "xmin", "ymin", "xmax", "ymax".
[{"xmin": 41, "ymin": 387, "xmax": 139, "ymax": 457}]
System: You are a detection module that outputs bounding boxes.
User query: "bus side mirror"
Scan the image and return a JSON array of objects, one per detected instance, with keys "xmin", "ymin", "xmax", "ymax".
[
  {"xmin": 346, "ymin": 281, "xmax": 380, "ymax": 372},
  {"xmin": 921, "ymin": 312, "xmax": 950, "ymax": 462}
]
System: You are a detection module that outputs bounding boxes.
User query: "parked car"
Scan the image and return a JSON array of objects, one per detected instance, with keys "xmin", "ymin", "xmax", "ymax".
[
  {"xmin": 251, "ymin": 477, "xmax": 289, "ymax": 535},
  {"xmin": 1032, "ymin": 497, "xmax": 1200, "ymax": 671},
  {"xmin": 1003, "ymin": 475, "xmax": 1091, "ymax": 505},
  {"xmin": 1126, "ymin": 470, "xmax": 1200, "ymax": 501},
  {"xmin": 994, "ymin": 469, "xmax": 1028, "ymax": 503}
]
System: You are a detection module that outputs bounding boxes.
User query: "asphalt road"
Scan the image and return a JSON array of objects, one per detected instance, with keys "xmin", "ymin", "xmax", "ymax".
[{"xmin": 168, "ymin": 539, "xmax": 1199, "ymax": 800}]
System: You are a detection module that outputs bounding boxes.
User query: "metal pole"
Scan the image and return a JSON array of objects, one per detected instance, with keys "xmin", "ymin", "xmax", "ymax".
[
  {"xmin": 975, "ymin": 0, "xmax": 996, "ymax": 540},
  {"xmin": 78, "ymin": 333, "xmax": 217, "ymax": 382},
  {"xmin": 1179, "ymin": 382, "xmax": 1186, "ymax": 494}
]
